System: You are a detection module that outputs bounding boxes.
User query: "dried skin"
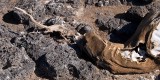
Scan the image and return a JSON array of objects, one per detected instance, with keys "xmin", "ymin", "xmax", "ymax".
[
  {"xmin": 84, "ymin": 32, "xmax": 157, "ymax": 74},
  {"xmin": 82, "ymin": 11, "xmax": 160, "ymax": 74},
  {"xmin": 125, "ymin": 10, "xmax": 160, "ymax": 59},
  {"xmin": 15, "ymin": 7, "xmax": 160, "ymax": 74},
  {"xmin": 124, "ymin": 11, "xmax": 160, "ymax": 49}
]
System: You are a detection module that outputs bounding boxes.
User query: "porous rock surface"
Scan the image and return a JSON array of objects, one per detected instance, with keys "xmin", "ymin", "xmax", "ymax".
[{"xmin": 0, "ymin": 0, "xmax": 160, "ymax": 80}]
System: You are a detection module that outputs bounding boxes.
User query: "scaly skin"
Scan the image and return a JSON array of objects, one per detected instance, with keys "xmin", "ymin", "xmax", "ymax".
[
  {"xmin": 15, "ymin": 7, "xmax": 160, "ymax": 74},
  {"xmin": 83, "ymin": 11, "xmax": 160, "ymax": 74},
  {"xmin": 84, "ymin": 32, "xmax": 157, "ymax": 74},
  {"xmin": 124, "ymin": 10, "xmax": 160, "ymax": 59}
]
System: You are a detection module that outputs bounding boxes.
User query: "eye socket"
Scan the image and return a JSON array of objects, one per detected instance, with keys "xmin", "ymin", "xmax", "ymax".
[
  {"xmin": 151, "ymin": 42, "xmax": 155, "ymax": 49},
  {"xmin": 136, "ymin": 57, "xmax": 140, "ymax": 59}
]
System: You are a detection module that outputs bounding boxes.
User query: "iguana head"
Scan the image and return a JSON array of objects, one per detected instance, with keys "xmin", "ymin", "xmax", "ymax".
[{"xmin": 124, "ymin": 11, "xmax": 160, "ymax": 60}]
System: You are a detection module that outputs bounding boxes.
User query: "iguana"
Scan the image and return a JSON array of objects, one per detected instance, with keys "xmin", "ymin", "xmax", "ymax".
[
  {"xmin": 15, "ymin": 7, "xmax": 160, "ymax": 74},
  {"xmin": 82, "ymin": 10, "xmax": 160, "ymax": 74}
]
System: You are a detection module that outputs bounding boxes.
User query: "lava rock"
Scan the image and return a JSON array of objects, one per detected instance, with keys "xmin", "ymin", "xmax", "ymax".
[
  {"xmin": 54, "ymin": 0, "xmax": 80, "ymax": 8},
  {"xmin": 108, "ymin": 0, "xmax": 122, "ymax": 5},
  {"xmin": 96, "ymin": 18, "xmax": 121, "ymax": 32},
  {"xmin": 96, "ymin": 17, "xmax": 109, "ymax": 30},
  {"xmin": 3, "ymin": 11, "xmax": 24, "ymax": 24},
  {"xmin": 1, "ymin": 0, "xmax": 159, "ymax": 79},
  {"xmin": 103, "ymin": 0, "xmax": 110, "ymax": 6},
  {"xmin": 0, "ymin": 25, "xmax": 19, "ymax": 38},
  {"xmin": 45, "ymin": 1, "xmax": 73, "ymax": 17},
  {"xmin": 11, "ymin": 32, "xmax": 111, "ymax": 79},
  {"xmin": 16, "ymin": 0, "xmax": 47, "ymax": 22},
  {"xmin": 16, "ymin": 0, "xmax": 38, "ymax": 9},
  {"xmin": 97, "ymin": 1, "xmax": 104, "ymax": 7},
  {"xmin": 146, "ymin": 0, "xmax": 160, "ymax": 11},
  {"xmin": 0, "ymin": 38, "xmax": 35, "ymax": 80},
  {"xmin": 119, "ymin": 0, "xmax": 128, "ymax": 5},
  {"xmin": 76, "ymin": 24, "xmax": 92, "ymax": 34},
  {"xmin": 85, "ymin": 0, "xmax": 97, "ymax": 5},
  {"xmin": 45, "ymin": 2, "xmax": 65, "ymax": 16},
  {"xmin": 96, "ymin": 17, "xmax": 139, "ymax": 43},
  {"xmin": 54, "ymin": 0, "xmax": 68, "ymax": 3},
  {"xmin": 125, "ymin": 6, "xmax": 149, "ymax": 23},
  {"xmin": 45, "ymin": 17, "xmax": 57, "ymax": 26},
  {"xmin": 32, "ymin": 5, "xmax": 46, "ymax": 22},
  {"xmin": 13, "ymin": 33, "xmax": 58, "ymax": 79},
  {"xmin": 120, "ymin": 0, "xmax": 154, "ymax": 5},
  {"xmin": 109, "ymin": 22, "xmax": 139, "ymax": 43},
  {"xmin": 45, "ymin": 17, "xmax": 65, "ymax": 26},
  {"xmin": 86, "ymin": 0, "xmax": 121, "ymax": 6},
  {"xmin": 64, "ymin": 17, "xmax": 74, "ymax": 23},
  {"xmin": 66, "ymin": 0, "xmax": 80, "ymax": 8}
]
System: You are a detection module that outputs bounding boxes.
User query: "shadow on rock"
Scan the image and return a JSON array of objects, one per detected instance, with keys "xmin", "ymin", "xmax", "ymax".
[
  {"xmin": 34, "ymin": 54, "xmax": 57, "ymax": 80},
  {"xmin": 109, "ymin": 22, "xmax": 139, "ymax": 43},
  {"xmin": 3, "ymin": 11, "xmax": 22, "ymax": 24},
  {"xmin": 68, "ymin": 40, "xmax": 109, "ymax": 71},
  {"xmin": 114, "ymin": 6, "xmax": 149, "ymax": 23},
  {"xmin": 155, "ymin": 74, "xmax": 160, "ymax": 80},
  {"xmin": 68, "ymin": 42, "xmax": 97, "ymax": 65},
  {"xmin": 120, "ymin": 0, "xmax": 153, "ymax": 6},
  {"xmin": 67, "ymin": 64, "xmax": 80, "ymax": 78},
  {"xmin": 115, "ymin": 13, "xmax": 142, "ymax": 23}
]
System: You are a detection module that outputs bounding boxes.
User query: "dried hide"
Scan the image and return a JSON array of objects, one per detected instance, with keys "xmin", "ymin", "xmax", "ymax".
[
  {"xmin": 125, "ymin": 11, "xmax": 160, "ymax": 59},
  {"xmin": 82, "ymin": 11, "xmax": 160, "ymax": 74}
]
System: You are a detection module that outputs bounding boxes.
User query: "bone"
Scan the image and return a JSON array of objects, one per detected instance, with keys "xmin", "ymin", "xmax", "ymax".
[
  {"xmin": 14, "ymin": 7, "xmax": 79, "ymax": 41},
  {"xmin": 120, "ymin": 51, "xmax": 131, "ymax": 59},
  {"xmin": 151, "ymin": 22, "xmax": 160, "ymax": 57}
]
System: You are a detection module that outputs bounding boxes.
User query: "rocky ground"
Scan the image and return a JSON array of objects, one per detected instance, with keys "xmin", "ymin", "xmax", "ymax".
[{"xmin": 0, "ymin": 0, "xmax": 160, "ymax": 80}]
